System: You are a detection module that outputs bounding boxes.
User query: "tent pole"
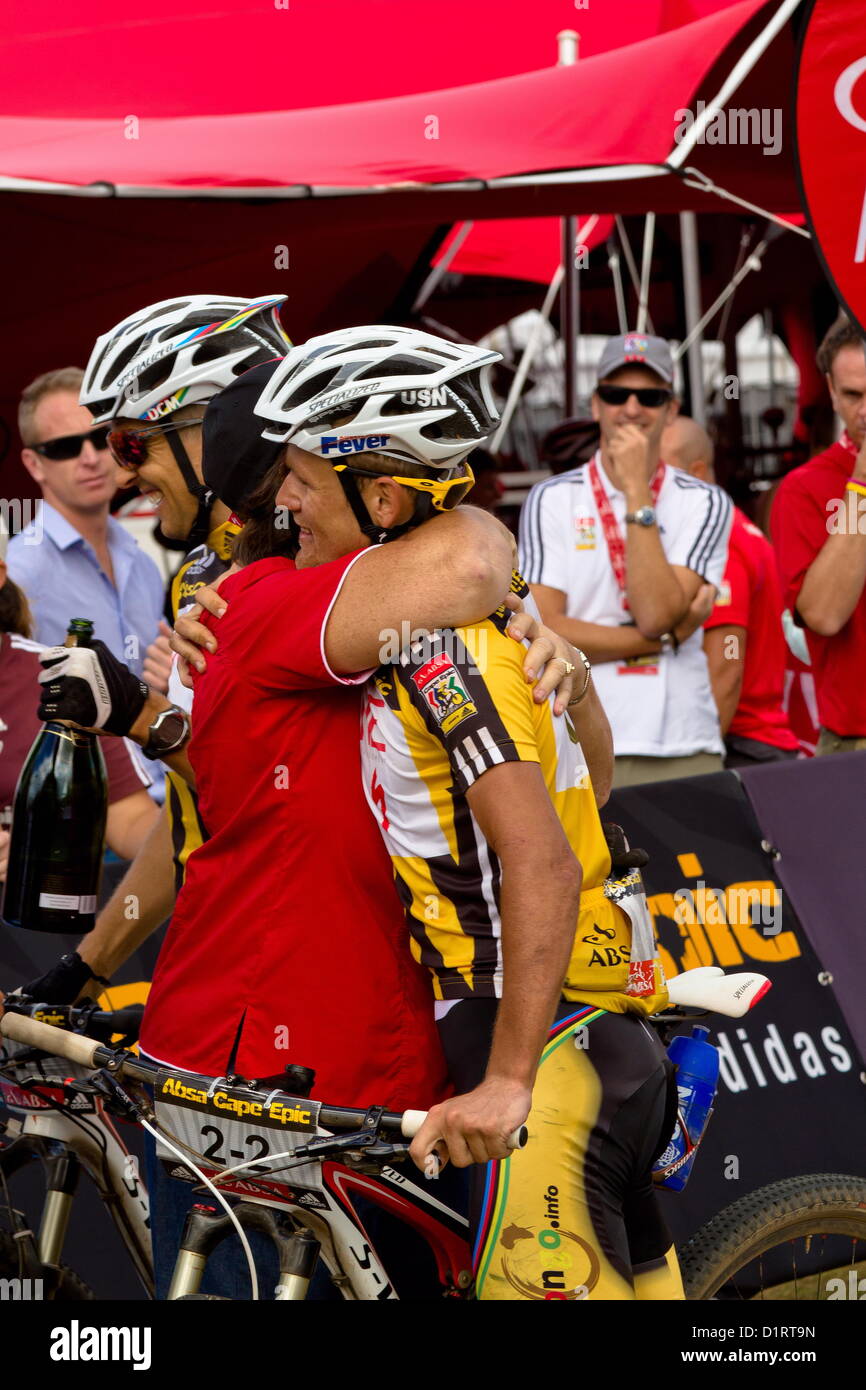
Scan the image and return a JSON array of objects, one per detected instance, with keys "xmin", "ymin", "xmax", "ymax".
[
  {"xmin": 608, "ymin": 243, "xmax": 628, "ymax": 333},
  {"xmin": 557, "ymin": 29, "xmax": 580, "ymax": 418},
  {"xmin": 562, "ymin": 216, "xmax": 578, "ymax": 416},
  {"xmin": 636, "ymin": 213, "xmax": 656, "ymax": 334},
  {"xmin": 679, "ymin": 211, "xmax": 707, "ymax": 427},
  {"xmin": 411, "ymin": 221, "xmax": 474, "ymax": 312},
  {"xmin": 490, "ymin": 209, "xmax": 601, "ymax": 455},
  {"xmin": 489, "ymin": 267, "xmax": 563, "ymax": 456}
]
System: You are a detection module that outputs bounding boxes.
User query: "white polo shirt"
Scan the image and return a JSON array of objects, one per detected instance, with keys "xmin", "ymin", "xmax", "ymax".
[{"xmin": 519, "ymin": 454, "xmax": 733, "ymax": 758}]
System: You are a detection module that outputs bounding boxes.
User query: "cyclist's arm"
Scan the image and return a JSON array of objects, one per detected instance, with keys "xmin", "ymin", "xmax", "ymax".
[
  {"xmin": 105, "ymin": 787, "xmax": 161, "ymax": 862},
  {"xmin": 566, "ymin": 675, "xmax": 614, "ymax": 806},
  {"xmin": 704, "ymin": 625, "xmax": 746, "ymax": 736},
  {"xmin": 530, "ymin": 584, "xmax": 663, "ymax": 664},
  {"xmin": 76, "ymin": 804, "xmax": 177, "ymax": 987},
  {"xmin": 325, "ymin": 507, "xmax": 514, "ymax": 673},
  {"xmin": 409, "ymin": 761, "xmax": 581, "ymax": 1169}
]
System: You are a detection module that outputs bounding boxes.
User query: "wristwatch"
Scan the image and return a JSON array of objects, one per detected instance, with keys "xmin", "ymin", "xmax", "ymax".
[
  {"xmin": 625, "ymin": 506, "xmax": 657, "ymax": 527},
  {"xmin": 142, "ymin": 705, "xmax": 191, "ymax": 760}
]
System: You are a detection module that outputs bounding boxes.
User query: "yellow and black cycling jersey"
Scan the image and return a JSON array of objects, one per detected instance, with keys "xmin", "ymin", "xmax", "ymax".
[
  {"xmin": 166, "ymin": 515, "xmax": 241, "ymax": 890},
  {"xmin": 360, "ymin": 574, "xmax": 667, "ymax": 1015}
]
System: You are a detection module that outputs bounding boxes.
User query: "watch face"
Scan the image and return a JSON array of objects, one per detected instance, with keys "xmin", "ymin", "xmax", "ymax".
[{"xmin": 636, "ymin": 507, "xmax": 656, "ymax": 525}]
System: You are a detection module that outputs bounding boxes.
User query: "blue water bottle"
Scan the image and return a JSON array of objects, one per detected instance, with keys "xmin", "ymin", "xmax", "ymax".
[{"xmin": 652, "ymin": 1025, "xmax": 720, "ymax": 1192}]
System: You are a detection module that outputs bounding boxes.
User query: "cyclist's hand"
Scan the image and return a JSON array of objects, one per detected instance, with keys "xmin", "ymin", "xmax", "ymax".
[
  {"xmin": 504, "ymin": 595, "xmax": 577, "ymax": 715},
  {"xmin": 5, "ymin": 951, "xmax": 102, "ymax": 1007},
  {"xmin": 673, "ymin": 583, "xmax": 717, "ymax": 643},
  {"xmin": 0, "ymin": 827, "xmax": 9, "ymax": 882},
  {"xmin": 408, "ymin": 1077, "xmax": 531, "ymax": 1174},
  {"xmin": 38, "ymin": 641, "xmax": 148, "ymax": 736},
  {"xmin": 169, "ymin": 572, "xmax": 235, "ymax": 686},
  {"xmin": 142, "ymin": 621, "xmax": 174, "ymax": 694}
]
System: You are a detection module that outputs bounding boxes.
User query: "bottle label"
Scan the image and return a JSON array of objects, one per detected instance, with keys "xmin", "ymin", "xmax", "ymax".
[{"xmin": 38, "ymin": 893, "xmax": 97, "ymax": 913}]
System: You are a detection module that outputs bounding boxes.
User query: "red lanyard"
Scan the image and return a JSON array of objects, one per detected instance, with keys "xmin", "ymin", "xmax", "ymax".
[{"xmin": 588, "ymin": 452, "xmax": 665, "ymax": 604}]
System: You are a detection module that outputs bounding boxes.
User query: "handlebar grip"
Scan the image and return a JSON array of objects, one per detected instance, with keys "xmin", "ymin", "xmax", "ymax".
[
  {"xmin": 0, "ymin": 1011, "xmax": 100, "ymax": 1067},
  {"xmin": 400, "ymin": 1109, "xmax": 527, "ymax": 1150}
]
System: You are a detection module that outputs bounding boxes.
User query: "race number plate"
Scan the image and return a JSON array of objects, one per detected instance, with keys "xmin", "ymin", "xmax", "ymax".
[{"xmin": 153, "ymin": 1072, "xmax": 326, "ymax": 1193}]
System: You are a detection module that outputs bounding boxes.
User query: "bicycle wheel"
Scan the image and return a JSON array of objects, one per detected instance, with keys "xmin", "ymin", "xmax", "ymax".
[
  {"xmin": 679, "ymin": 1174, "xmax": 866, "ymax": 1300},
  {"xmin": 0, "ymin": 1227, "xmax": 95, "ymax": 1300}
]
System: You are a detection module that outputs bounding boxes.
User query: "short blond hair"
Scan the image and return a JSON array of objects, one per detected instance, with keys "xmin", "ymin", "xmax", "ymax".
[{"xmin": 18, "ymin": 367, "xmax": 85, "ymax": 446}]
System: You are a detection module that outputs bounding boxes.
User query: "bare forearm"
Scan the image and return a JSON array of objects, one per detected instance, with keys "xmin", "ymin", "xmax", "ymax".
[
  {"xmin": 77, "ymin": 806, "xmax": 177, "ymax": 979},
  {"xmin": 486, "ymin": 853, "xmax": 582, "ymax": 1087},
  {"xmin": 624, "ymin": 536, "xmax": 688, "ymax": 636},
  {"xmin": 545, "ymin": 612, "xmax": 661, "ymax": 665},
  {"xmin": 105, "ymin": 792, "xmax": 161, "ymax": 862},
  {"xmin": 797, "ymin": 530, "xmax": 866, "ymax": 636},
  {"xmin": 327, "ymin": 508, "xmax": 514, "ymax": 671},
  {"xmin": 567, "ymin": 679, "xmax": 614, "ymax": 805}
]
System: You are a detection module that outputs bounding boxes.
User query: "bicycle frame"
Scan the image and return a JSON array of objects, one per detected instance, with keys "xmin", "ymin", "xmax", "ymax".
[
  {"xmin": 0, "ymin": 1042, "xmax": 153, "ymax": 1296},
  {"xmin": 154, "ymin": 1082, "xmax": 473, "ymax": 1299}
]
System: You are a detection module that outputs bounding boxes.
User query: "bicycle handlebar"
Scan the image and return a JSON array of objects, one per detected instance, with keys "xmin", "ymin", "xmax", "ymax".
[{"xmin": 0, "ymin": 1010, "xmax": 526, "ymax": 1150}]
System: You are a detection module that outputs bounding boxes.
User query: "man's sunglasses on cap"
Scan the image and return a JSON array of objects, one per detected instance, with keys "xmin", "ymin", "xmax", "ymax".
[
  {"xmin": 596, "ymin": 384, "xmax": 673, "ymax": 408},
  {"xmin": 107, "ymin": 418, "xmax": 205, "ymax": 470},
  {"xmin": 30, "ymin": 426, "xmax": 110, "ymax": 461}
]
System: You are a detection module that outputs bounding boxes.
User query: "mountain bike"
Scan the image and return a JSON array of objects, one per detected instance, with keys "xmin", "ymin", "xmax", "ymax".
[
  {"xmin": 0, "ymin": 1002, "xmax": 485, "ymax": 1300},
  {"xmin": 2, "ymin": 966, "xmax": 799, "ymax": 1301},
  {"xmin": 0, "ymin": 1002, "xmax": 152, "ymax": 1299}
]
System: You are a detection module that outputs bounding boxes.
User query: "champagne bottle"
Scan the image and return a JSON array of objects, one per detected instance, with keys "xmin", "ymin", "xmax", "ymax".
[{"xmin": 2, "ymin": 618, "xmax": 108, "ymax": 933}]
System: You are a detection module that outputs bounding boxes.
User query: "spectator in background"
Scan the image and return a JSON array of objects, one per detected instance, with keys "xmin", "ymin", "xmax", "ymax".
[
  {"xmin": 771, "ymin": 313, "xmax": 866, "ymax": 755},
  {"xmin": 8, "ymin": 368, "xmax": 171, "ymax": 687},
  {"xmin": 463, "ymin": 448, "xmax": 504, "ymax": 512},
  {"xmin": 520, "ymin": 333, "xmax": 731, "ymax": 787},
  {"xmin": 663, "ymin": 416, "xmax": 799, "ymax": 767},
  {"xmin": 0, "ymin": 526, "xmax": 158, "ymax": 881}
]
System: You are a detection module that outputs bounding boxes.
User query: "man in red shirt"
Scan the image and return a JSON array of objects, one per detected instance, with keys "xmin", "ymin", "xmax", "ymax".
[
  {"xmin": 771, "ymin": 314, "xmax": 866, "ymax": 754},
  {"xmin": 663, "ymin": 417, "xmax": 799, "ymax": 766}
]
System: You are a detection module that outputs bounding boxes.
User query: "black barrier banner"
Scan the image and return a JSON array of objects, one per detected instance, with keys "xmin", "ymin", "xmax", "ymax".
[
  {"xmin": 607, "ymin": 770, "xmax": 866, "ymax": 1247},
  {"xmin": 739, "ymin": 750, "xmax": 866, "ymax": 1064}
]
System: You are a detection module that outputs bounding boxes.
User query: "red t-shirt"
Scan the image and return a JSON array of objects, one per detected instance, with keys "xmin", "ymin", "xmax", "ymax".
[
  {"xmin": 0, "ymin": 631, "xmax": 151, "ymax": 815},
  {"xmin": 771, "ymin": 441, "xmax": 866, "ymax": 736},
  {"xmin": 139, "ymin": 553, "xmax": 449, "ymax": 1112},
  {"xmin": 704, "ymin": 508, "xmax": 798, "ymax": 751}
]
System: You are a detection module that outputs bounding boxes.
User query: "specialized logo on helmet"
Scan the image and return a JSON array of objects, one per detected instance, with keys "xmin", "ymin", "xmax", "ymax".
[
  {"xmin": 496, "ymin": 1192, "xmax": 601, "ymax": 1300},
  {"xmin": 320, "ymin": 435, "xmax": 390, "ymax": 456},
  {"xmin": 306, "ymin": 383, "xmax": 384, "ymax": 414}
]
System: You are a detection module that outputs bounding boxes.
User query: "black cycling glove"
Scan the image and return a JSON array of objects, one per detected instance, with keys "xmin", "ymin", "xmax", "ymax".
[
  {"xmin": 10, "ymin": 951, "xmax": 109, "ymax": 1005},
  {"xmin": 37, "ymin": 640, "xmax": 148, "ymax": 737},
  {"xmin": 602, "ymin": 821, "xmax": 650, "ymax": 871}
]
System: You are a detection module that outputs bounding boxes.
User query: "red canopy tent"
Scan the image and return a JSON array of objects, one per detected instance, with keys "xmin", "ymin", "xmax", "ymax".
[{"xmin": 0, "ymin": 0, "xmax": 807, "ymax": 498}]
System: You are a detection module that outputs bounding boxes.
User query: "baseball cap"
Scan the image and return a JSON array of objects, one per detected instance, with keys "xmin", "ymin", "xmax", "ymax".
[
  {"xmin": 203, "ymin": 359, "xmax": 286, "ymax": 513},
  {"xmin": 596, "ymin": 333, "xmax": 674, "ymax": 385}
]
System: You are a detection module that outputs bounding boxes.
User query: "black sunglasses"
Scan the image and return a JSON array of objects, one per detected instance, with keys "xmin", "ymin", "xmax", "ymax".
[
  {"xmin": 597, "ymin": 384, "xmax": 673, "ymax": 408},
  {"xmin": 30, "ymin": 426, "xmax": 110, "ymax": 461},
  {"xmin": 107, "ymin": 418, "xmax": 205, "ymax": 470}
]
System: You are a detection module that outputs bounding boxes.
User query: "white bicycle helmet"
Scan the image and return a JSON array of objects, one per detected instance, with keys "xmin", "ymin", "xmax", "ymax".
[
  {"xmin": 253, "ymin": 325, "xmax": 501, "ymax": 541},
  {"xmin": 81, "ymin": 294, "xmax": 290, "ymax": 425}
]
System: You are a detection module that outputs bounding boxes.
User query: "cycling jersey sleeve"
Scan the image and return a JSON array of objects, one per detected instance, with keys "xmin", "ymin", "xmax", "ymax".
[
  {"xmin": 213, "ymin": 550, "xmax": 374, "ymax": 692},
  {"xmin": 394, "ymin": 623, "xmax": 542, "ymax": 794}
]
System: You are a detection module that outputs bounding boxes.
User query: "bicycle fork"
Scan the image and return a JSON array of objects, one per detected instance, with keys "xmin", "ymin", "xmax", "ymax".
[{"xmin": 168, "ymin": 1202, "xmax": 321, "ymax": 1300}]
